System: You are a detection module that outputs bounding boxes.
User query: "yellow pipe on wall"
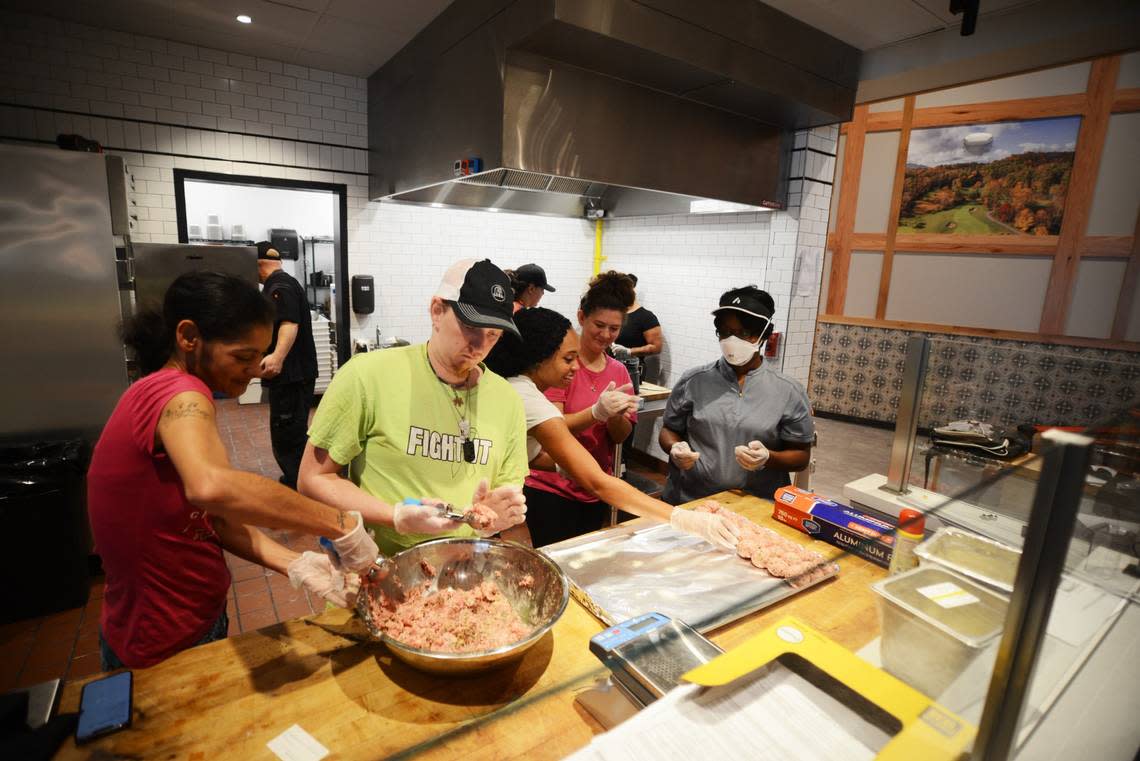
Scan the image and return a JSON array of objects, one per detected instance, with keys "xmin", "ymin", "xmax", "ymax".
[{"xmin": 592, "ymin": 218, "xmax": 606, "ymax": 275}]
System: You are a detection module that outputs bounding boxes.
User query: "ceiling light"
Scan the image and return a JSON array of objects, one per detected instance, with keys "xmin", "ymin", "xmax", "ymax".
[
  {"xmin": 236, "ymin": 14, "xmax": 252, "ymax": 24},
  {"xmin": 430, "ymin": 203, "xmax": 444, "ymax": 208}
]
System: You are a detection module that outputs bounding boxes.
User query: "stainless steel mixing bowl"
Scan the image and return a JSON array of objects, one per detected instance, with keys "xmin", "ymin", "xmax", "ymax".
[{"xmin": 356, "ymin": 538, "xmax": 570, "ymax": 675}]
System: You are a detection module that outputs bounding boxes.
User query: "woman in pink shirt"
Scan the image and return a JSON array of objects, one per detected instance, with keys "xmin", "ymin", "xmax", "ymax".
[
  {"xmin": 87, "ymin": 272, "xmax": 379, "ymax": 670},
  {"xmin": 523, "ymin": 272, "xmax": 641, "ymax": 546}
]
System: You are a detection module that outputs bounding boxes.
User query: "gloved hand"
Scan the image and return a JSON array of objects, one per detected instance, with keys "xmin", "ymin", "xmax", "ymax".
[
  {"xmin": 610, "ymin": 344, "xmax": 632, "ymax": 360},
  {"xmin": 669, "ymin": 507, "xmax": 740, "ymax": 551},
  {"xmin": 393, "ymin": 498, "xmax": 463, "ymax": 535},
  {"xmin": 470, "ymin": 479, "xmax": 526, "ymax": 535},
  {"xmin": 287, "ymin": 551, "xmax": 361, "ymax": 608},
  {"xmin": 734, "ymin": 440, "xmax": 770, "ymax": 472},
  {"xmin": 669, "ymin": 441, "xmax": 701, "ymax": 470},
  {"xmin": 591, "ymin": 381, "xmax": 638, "ymax": 422},
  {"xmin": 326, "ymin": 510, "xmax": 380, "ymax": 574}
]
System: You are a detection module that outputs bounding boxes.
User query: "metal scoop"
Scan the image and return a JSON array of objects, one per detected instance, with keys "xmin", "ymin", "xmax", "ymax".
[
  {"xmin": 436, "ymin": 502, "xmax": 480, "ymax": 526},
  {"xmin": 362, "ymin": 556, "xmax": 408, "ymax": 604}
]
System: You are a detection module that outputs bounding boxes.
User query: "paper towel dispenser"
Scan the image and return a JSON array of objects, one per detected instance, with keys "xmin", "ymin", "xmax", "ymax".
[{"xmin": 351, "ymin": 275, "xmax": 375, "ymax": 314}]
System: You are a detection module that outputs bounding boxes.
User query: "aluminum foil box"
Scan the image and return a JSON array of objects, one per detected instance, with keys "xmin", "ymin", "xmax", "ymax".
[{"xmin": 773, "ymin": 486, "xmax": 897, "ymax": 568}]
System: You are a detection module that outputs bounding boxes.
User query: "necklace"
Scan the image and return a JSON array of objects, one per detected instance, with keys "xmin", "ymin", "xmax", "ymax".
[
  {"xmin": 581, "ymin": 353, "xmax": 606, "ymax": 392},
  {"xmin": 426, "ymin": 346, "xmax": 475, "ymax": 462}
]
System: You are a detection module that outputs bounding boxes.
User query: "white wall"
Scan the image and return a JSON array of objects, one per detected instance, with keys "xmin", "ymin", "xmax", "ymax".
[
  {"xmin": 346, "ymin": 204, "xmax": 596, "ymax": 344},
  {"xmin": 600, "ymin": 212, "xmax": 773, "ymax": 381}
]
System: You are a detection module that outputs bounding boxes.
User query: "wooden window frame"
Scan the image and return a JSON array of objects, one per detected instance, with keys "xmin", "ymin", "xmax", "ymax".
[{"xmin": 826, "ymin": 54, "xmax": 1140, "ymax": 351}]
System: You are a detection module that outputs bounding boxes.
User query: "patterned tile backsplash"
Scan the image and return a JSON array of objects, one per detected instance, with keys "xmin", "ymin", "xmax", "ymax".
[{"xmin": 810, "ymin": 322, "xmax": 1140, "ymax": 429}]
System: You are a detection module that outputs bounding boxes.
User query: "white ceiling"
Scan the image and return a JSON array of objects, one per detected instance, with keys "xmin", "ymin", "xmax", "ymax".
[
  {"xmin": 764, "ymin": 0, "xmax": 1043, "ymax": 51},
  {"xmin": 0, "ymin": 0, "xmax": 455, "ymax": 77},
  {"xmin": 0, "ymin": 0, "xmax": 1047, "ymax": 78}
]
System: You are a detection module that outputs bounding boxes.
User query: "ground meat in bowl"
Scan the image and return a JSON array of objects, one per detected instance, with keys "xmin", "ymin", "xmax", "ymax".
[{"xmin": 365, "ymin": 579, "xmax": 530, "ymax": 653}]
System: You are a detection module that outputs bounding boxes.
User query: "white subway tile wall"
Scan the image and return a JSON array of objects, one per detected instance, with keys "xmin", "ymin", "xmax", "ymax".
[
  {"xmin": 0, "ymin": 10, "xmax": 838, "ymax": 424},
  {"xmin": 346, "ymin": 205, "xmax": 597, "ymax": 344}
]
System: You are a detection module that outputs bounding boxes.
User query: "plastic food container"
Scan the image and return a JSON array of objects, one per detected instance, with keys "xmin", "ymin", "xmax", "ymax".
[
  {"xmin": 914, "ymin": 527, "xmax": 1021, "ymax": 593},
  {"xmin": 872, "ymin": 566, "xmax": 1008, "ymax": 698}
]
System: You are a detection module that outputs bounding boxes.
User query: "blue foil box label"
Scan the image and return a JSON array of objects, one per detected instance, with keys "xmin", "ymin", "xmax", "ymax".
[{"xmin": 772, "ymin": 486, "xmax": 897, "ymax": 569}]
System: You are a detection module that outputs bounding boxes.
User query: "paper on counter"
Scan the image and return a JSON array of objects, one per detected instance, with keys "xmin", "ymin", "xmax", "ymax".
[
  {"xmin": 268, "ymin": 724, "xmax": 329, "ymax": 761},
  {"xmin": 567, "ymin": 660, "xmax": 890, "ymax": 761}
]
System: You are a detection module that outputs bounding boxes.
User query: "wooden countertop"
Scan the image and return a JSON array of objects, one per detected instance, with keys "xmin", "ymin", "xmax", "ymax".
[
  {"xmin": 636, "ymin": 382, "xmax": 670, "ymax": 402},
  {"xmin": 55, "ymin": 492, "xmax": 886, "ymax": 760}
]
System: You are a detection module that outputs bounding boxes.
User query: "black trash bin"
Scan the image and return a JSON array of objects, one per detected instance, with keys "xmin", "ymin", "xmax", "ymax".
[{"xmin": 0, "ymin": 440, "xmax": 91, "ymax": 623}]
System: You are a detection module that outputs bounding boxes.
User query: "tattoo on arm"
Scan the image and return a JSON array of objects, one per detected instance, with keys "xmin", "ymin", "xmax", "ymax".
[{"xmin": 163, "ymin": 400, "xmax": 210, "ymax": 422}]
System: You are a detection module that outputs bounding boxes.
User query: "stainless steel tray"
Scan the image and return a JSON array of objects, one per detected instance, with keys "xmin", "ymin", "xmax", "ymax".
[{"xmin": 542, "ymin": 517, "xmax": 839, "ymax": 633}]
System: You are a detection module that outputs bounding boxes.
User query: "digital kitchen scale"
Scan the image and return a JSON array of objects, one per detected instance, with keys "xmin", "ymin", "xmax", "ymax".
[{"xmin": 588, "ymin": 612, "xmax": 723, "ymax": 707}]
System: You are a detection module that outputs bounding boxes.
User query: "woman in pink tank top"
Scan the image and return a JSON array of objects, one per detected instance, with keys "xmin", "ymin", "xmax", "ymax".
[{"xmin": 522, "ymin": 272, "xmax": 642, "ymax": 546}]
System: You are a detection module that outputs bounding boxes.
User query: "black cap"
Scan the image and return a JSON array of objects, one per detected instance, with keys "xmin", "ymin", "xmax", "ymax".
[
  {"xmin": 256, "ymin": 241, "xmax": 280, "ymax": 260},
  {"xmin": 435, "ymin": 259, "xmax": 520, "ymax": 338},
  {"xmin": 712, "ymin": 286, "xmax": 775, "ymax": 321},
  {"xmin": 515, "ymin": 263, "xmax": 555, "ymax": 292}
]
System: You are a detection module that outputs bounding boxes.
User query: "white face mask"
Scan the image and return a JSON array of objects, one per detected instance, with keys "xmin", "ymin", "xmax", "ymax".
[{"xmin": 719, "ymin": 335, "xmax": 760, "ymax": 366}]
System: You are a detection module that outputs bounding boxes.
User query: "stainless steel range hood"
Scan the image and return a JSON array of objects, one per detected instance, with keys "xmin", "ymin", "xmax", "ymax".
[{"xmin": 369, "ymin": 0, "xmax": 859, "ymax": 218}]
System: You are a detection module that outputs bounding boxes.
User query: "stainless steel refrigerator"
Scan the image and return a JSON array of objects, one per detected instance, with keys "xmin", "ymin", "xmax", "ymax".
[{"xmin": 0, "ymin": 142, "xmax": 256, "ymax": 444}]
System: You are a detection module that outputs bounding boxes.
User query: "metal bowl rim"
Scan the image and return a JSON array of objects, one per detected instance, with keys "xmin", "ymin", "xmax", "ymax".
[{"xmin": 370, "ymin": 537, "xmax": 570, "ymax": 660}]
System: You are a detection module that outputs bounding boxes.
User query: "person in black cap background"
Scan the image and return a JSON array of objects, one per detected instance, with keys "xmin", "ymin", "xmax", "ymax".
[
  {"xmin": 298, "ymin": 258, "xmax": 529, "ymax": 555},
  {"xmin": 658, "ymin": 285, "xmax": 814, "ymax": 503},
  {"xmin": 506, "ymin": 263, "xmax": 555, "ymax": 313},
  {"xmin": 256, "ymin": 241, "xmax": 319, "ymax": 490}
]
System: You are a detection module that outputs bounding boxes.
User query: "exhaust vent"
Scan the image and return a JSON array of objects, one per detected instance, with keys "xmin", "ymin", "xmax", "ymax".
[
  {"xmin": 502, "ymin": 170, "xmax": 553, "ymax": 192},
  {"xmin": 369, "ymin": 0, "xmax": 859, "ymax": 217},
  {"xmin": 462, "ymin": 169, "xmax": 508, "ymax": 187},
  {"xmin": 547, "ymin": 177, "xmax": 594, "ymax": 196}
]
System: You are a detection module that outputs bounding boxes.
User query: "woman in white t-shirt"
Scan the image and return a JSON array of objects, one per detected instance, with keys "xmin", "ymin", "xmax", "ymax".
[{"xmin": 485, "ymin": 307, "xmax": 738, "ymax": 550}]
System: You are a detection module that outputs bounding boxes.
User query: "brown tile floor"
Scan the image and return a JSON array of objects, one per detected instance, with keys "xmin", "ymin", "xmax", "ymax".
[{"xmin": 1, "ymin": 398, "xmax": 887, "ymax": 694}]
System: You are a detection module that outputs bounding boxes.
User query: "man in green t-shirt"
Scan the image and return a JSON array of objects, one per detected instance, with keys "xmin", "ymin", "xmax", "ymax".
[{"xmin": 299, "ymin": 259, "xmax": 529, "ymax": 556}]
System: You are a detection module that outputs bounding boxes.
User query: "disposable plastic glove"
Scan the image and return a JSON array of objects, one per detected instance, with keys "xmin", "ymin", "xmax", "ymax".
[
  {"xmin": 287, "ymin": 551, "xmax": 361, "ymax": 608},
  {"xmin": 734, "ymin": 440, "xmax": 770, "ymax": 472},
  {"xmin": 610, "ymin": 344, "xmax": 632, "ymax": 360},
  {"xmin": 591, "ymin": 381, "xmax": 638, "ymax": 422},
  {"xmin": 669, "ymin": 441, "xmax": 701, "ymax": 470},
  {"xmin": 669, "ymin": 507, "xmax": 740, "ymax": 551},
  {"xmin": 393, "ymin": 498, "xmax": 463, "ymax": 535},
  {"xmin": 470, "ymin": 479, "xmax": 526, "ymax": 535},
  {"xmin": 326, "ymin": 510, "xmax": 380, "ymax": 574}
]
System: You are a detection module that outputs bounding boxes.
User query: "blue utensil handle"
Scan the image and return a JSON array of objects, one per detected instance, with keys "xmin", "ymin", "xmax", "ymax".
[{"xmin": 319, "ymin": 536, "xmax": 341, "ymax": 568}]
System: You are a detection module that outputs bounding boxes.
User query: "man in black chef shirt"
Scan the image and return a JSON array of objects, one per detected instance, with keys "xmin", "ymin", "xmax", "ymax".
[
  {"xmin": 256, "ymin": 241, "xmax": 319, "ymax": 489},
  {"xmin": 612, "ymin": 274, "xmax": 663, "ymax": 383}
]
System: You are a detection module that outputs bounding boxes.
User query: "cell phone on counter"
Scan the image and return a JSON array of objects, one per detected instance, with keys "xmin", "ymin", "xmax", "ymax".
[{"xmin": 75, "ymin": 670, "xmax": 133, "ymax": 744}]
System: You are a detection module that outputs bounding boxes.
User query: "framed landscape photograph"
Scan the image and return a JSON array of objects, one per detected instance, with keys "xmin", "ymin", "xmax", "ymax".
[{"xmin": 898, "ymin": 116, "xmax": 1081, "ymax": 236}]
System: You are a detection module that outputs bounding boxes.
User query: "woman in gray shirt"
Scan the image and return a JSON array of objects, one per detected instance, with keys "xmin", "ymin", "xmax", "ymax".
[{"xmin": 658, "ymin": 286, "xmax": 814, "ymax": 504}]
